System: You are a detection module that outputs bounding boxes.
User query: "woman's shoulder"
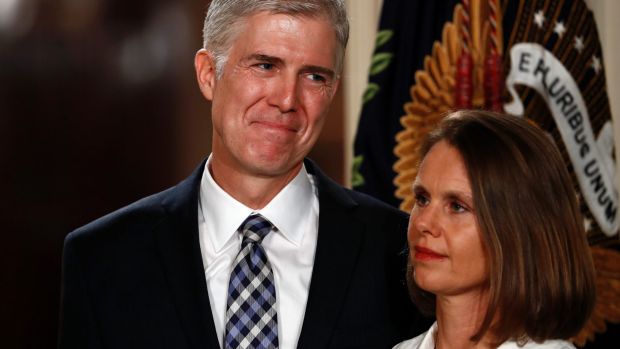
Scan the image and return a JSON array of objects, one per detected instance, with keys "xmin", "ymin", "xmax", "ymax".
[
  {"xmin": 392, "ymin": 322, "xmax": 437, "ymax": 349},
  {"xmin": 392, "ymin": 335, "xmax": 424, "ymax": 349},
  {"xmin": 499, "ymin": 339, "xmax": 576, "ymax": 349}
]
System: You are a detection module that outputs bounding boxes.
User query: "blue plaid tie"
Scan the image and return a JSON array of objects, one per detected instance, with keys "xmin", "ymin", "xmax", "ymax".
[{"xmin": 224, "ymin": 214, "xmax": 279, "ymax": 349}]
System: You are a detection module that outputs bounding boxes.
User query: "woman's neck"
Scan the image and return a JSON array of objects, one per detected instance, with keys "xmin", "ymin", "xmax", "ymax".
[{"xmin": 434, "ymin": 291, "xmax": 495, "ymax": 349}]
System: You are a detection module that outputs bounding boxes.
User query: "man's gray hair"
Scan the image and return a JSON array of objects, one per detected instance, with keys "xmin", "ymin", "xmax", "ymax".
[{"xmin": 202, "ymin": 0, "xmax": 349, "ymax": 78}]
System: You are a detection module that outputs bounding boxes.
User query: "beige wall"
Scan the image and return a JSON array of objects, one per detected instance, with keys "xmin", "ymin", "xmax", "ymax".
[
  {"xmin": 343, "ymin": 0, "xmax": 383, "ymax": 186},
  {"xmin": 344, "ymin": 0, "xmax": 620, "ymax": 189}
]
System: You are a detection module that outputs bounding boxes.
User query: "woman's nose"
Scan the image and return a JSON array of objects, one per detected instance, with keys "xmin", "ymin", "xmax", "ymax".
[{"xmin": 410, "ymin": 205, "xmax": 440, "ymax": 238}]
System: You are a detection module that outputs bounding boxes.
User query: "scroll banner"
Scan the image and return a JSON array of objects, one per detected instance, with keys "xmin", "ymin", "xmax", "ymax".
[{"xmin": 505, "ymin": 42, "xmax": 618, "ymax": 236}]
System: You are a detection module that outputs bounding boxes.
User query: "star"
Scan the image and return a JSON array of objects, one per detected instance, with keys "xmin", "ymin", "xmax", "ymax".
[
  {"xmin": 554, "ymin": 21, "xmax": 566, "ymax": 37},
  {"xmin": 591, "ymin": 55, "xmax": 602, "ymax": 74},
  {"xmin": 583, "ymin": 217, "xmax": 592, "ymax": 232},
  {"xmin": 574, "ymin": 36, "xmax": 585, "ymax": 53},
  {"xmin": 534, "ymin": 10, "xmax": 546, "ymax": 28}
]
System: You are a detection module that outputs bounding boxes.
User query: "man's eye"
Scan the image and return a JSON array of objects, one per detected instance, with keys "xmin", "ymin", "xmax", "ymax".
[
  {"xmin": 307, "ymin": 73, "xmax": 326, "ymax": 82},
  {"xmin": 256, "ymin": 63, "xmax": 274, "ymax": 70}
]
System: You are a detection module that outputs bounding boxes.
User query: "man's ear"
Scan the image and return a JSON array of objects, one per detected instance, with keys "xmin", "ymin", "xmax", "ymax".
[{"xmin": 194, "ymin": 49, "xmax": 217, "ymax": 101}]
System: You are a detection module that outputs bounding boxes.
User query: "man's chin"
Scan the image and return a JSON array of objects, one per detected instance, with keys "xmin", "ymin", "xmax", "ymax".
[{"xmin": 248, "ymin": 158, "xmax": 303, "ymax": 179}]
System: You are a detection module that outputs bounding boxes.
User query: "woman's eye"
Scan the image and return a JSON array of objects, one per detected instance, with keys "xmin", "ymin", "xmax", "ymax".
[
  {"xmin": 414, "ymin": 193, "xmax": 429, "ymax": 207},
  {"xmin": 450, "ymin": 201, "xmax": 467, "ymax": 213}
]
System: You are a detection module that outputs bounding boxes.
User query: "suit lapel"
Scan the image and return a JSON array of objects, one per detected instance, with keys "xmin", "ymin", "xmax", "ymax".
[
  {"xmin": 297, "ymin": 161, "xmax": 364, "ymax": 349},
  {"xmin": 153, "ymin": 161, "xmax": 221, "ymax": 349},
  {"xmin": 151, "ymin": 159, "xmax": 365, "ymax": 349}
]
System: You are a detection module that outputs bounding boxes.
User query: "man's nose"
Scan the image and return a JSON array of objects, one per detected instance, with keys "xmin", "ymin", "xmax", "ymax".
[{"xmin": 267, "ymin": 74, "xmax": 299, "ymax": 113}]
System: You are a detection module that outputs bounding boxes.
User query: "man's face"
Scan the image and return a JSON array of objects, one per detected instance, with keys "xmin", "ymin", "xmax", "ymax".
[{"xmin": 196, "ymin": 12, "xmax": 340, "ymax": 179}]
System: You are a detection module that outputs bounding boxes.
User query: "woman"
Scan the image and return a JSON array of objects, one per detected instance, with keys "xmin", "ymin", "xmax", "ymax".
[{"xmin": 395, "ymin": 110, "xmax": 596, "ymax": 349}]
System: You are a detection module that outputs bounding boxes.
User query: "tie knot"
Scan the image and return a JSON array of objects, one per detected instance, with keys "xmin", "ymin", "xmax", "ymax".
[{"xmin": 239, "ymin": 214, "xmax": 274, "ymax": 244}]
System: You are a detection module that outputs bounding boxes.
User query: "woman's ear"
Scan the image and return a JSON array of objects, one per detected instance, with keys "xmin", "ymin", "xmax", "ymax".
[{"xmin": 194, "ymin": 49, "xmax": 216, "ymax": 101}]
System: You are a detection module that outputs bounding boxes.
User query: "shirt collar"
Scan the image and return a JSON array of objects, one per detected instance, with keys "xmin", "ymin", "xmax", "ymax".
[
  {"xmin": 420, "ymin": 322, "xmax": 438, "ymax": 349},
  {"xmin": 200, "ymin": 155, "xmax": 315, "ymax": 252}
]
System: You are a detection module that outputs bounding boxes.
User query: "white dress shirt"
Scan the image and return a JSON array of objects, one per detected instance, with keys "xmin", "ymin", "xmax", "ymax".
[
  {"xmin": 393, "ymin": 322, "xmax": 577, "ymax": 349},
  {"xmin": 198, "ymin": 155, "xmax": 319, "ymax": 349}
]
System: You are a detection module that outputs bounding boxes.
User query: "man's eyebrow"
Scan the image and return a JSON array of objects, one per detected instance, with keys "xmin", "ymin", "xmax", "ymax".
[{"xmin": 243, "ymin": 53, "xmax": 284, "ymax": 65}]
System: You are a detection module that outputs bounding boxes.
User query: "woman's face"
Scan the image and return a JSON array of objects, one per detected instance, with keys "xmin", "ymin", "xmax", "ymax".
[{"xmin": 408, "ymin": 140, "xmax": 488, "ymax": 297}]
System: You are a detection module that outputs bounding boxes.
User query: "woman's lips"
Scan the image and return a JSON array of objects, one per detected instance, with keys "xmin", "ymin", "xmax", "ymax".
[{"xmin": 413, "ymin": 245, "xmax": 447, "ymax": 261}]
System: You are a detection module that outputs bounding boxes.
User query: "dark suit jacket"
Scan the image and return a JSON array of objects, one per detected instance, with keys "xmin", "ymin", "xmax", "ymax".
[{"xmin": 59, "ymin": 159, "xmax": 428, "ymax": 349}]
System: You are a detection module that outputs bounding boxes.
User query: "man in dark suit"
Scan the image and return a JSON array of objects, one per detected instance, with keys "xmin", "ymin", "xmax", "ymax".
[{"xmin": 59, "ymin": 1, "xmax": 426, "ymax": 348}]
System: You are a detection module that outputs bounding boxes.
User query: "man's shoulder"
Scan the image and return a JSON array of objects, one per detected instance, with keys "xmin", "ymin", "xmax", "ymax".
[
  {"xmin": 65, "ymin": 185, "xmax": 177, "ymax": 248},
  {"xmin": 305, "ymin": 158, "xmax": 407, "ymax": 220},
  {"xmin": 66, "ymin": 160, "xmax": 205, "ymax": 248},
  {"xmin": 320, "ymin": 173, "xmax": 407, "ymax": 220},
  {"xmin": 345, "ymin": 187, "xmax": 407, "ymax": 216}
]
